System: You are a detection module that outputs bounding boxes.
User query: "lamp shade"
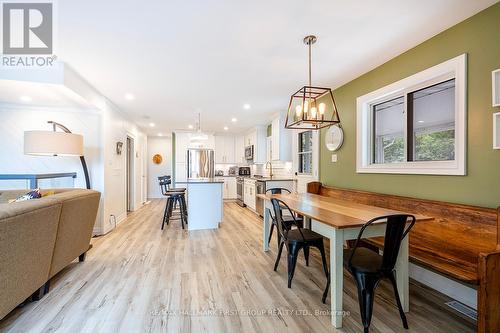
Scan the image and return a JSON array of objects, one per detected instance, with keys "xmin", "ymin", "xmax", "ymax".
[{"xmin": 24, "ymin": 131, "xmax": 84, "ymax": 156}]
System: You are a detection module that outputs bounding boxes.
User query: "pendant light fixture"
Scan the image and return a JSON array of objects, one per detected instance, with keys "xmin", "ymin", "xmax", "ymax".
[
  {"xmin": 189, "ymin": 112, "xmax": 208, "ymax": 142},
  {"xmin": 285, "ymin": 35, "xmax": 341, "ymax": 130}
]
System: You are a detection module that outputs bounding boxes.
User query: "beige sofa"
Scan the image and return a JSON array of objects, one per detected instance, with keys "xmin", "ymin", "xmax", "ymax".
[{"xmin": 0, "ymin": 189, "xmax": 100, "ymax": 320}]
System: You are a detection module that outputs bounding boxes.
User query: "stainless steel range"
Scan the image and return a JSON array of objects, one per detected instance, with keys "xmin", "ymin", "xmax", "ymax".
[{"xmin": 236, "ymin": 167, "xmax": 250, "ymax": 207}]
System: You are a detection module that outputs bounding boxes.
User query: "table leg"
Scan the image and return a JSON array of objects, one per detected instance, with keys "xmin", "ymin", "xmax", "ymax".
[
  {"xmin": 395, "ymin": 236, "xmax": 409, "ymax": 312},
  {"xmin": 330, "ymin": 228, "xmax": 344, "ymax": 328},
  {"xmin": 304, "ymin": 216, "xmax": 311, "ymax": 229},
  {"xmin": 263, "ymin": 202, "xmax": 271, "ymax": 252}
]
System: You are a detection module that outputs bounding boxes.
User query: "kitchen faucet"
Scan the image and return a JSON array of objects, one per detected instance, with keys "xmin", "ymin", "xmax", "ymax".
[{"xmin": 265, "ymin": 161, "xmax": 273, "ymax": 178}]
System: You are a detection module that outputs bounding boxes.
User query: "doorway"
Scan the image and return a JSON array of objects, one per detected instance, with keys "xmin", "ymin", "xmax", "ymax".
[{"xmin": 126, "ymin": 136, "xmax": 134, "ymax": 212}]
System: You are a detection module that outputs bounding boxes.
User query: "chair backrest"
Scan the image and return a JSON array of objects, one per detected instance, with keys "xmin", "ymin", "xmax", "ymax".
[
  {"xmin": 266, "ymin": 187, "xmax": 291, "ymax": 195},
  {"xmin": 271, "ymin": 198, "xmax": 305, "ymax": 243},
  {"xmin": 158, "ymin": 176, "xmax": 172, "ymax": 195},
  {"xmin": 348, "ymin": 214, "xmax": 416, "ymax": 272},
  {"xmin": 266, "ymin": 188, "xmax": 291, "ymax": 220}
]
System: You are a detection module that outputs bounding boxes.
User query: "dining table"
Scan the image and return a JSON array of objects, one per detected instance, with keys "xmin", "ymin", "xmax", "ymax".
[{"xmin": 257, "ymin": 192, "xmax": 433, "ymax": 329}]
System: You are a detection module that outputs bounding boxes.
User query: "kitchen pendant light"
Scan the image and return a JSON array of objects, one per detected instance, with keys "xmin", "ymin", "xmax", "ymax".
[
  {"xmin": 190, "ymin": 112, "xmax": 208, "ymax": 142},
  {"xmin": 285, "ymin": 35, "xmax": 341, "ymax": 130}
]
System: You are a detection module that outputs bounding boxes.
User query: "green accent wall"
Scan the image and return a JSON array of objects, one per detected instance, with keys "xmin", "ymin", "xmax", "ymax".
[
  {"xmin": 320, "ymin": 3, "xmax": 500, "ymax": 208},
  {"xmin": 267, "ymin": 124, "xmax": 272, "ymax": 137}
]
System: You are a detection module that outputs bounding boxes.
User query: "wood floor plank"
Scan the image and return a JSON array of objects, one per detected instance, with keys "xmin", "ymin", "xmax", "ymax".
[{"xmin": 0, "ymin": 200, "xmax": 475, "ymax": 333}]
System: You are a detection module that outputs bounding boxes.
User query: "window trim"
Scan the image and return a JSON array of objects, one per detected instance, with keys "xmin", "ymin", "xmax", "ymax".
[
  {"xmin": 356, "ymin": 54, "xmax": 467, "ymax": 175},
  {"xmin": 297, "ymin": 130, "xmax": 313, "ymax": 175}
]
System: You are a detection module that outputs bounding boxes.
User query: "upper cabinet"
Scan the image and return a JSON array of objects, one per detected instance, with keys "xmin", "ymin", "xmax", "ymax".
[
  {"xmin": 271, "ymin": 112, "xmax": 292, "ymax": 161},
  {"xmin": 215, "ymin": 135, "xmax": 235, "ymax": 164},
  {"xmin": 245, "ymin": 126, "xmax": 267, "ymax": 164},
  {"xmin": 235, "ymin": 135, "xmax": 246, "ymax": 164}
]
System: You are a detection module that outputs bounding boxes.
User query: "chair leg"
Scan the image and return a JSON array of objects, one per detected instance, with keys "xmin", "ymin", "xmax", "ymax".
[
  {"xmin": 268, "ymin": 223, "xmax": 275, "ymax": 244},
  {"xmin": 354, "ymin": 275, "xmax": 378, "ymax": 333},
  {"xmin": 388, "ymin": 272, "xmax": 409, "ymax": 329},
  {"xmin": 303, "ymin": 246, "xmax": 310, "ymax": 266},
  {"xmin": 162, "ymin": 198, "xmax": 171, "ymax": 229},
  {"xmin": 181, "ymin": 195, "xmax": 188, "ymax": 219},
  {"xmin": 287, "ymin": 245, "xmax": 300, "ymax": 288},
  {"xmin": 274, "ymin": 241, "xmax": 284, "ymax": 271},
  {"xmin": 317, "ymin": 242, "xmax": 330, "ymax": 303},
  {"xmin": 179, "ymin": 195, "xmax": 187, "ymax": 229}
]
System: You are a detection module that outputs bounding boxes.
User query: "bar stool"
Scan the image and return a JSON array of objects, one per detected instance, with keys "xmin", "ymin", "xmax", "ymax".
[
  {"xmin": 158, "ymin": 176, "xmax": 188, "ymax": 229},
  {"xmin": 162, "ymin": 191, "xmax": 188, "ymax": 229},
  {"xmin": 158, "ymin": 176, "xmax": 186, "ymax": 212}
]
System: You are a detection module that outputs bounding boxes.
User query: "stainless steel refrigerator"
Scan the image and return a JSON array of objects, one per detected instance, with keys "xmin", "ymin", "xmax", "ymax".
[{"xmin": 187, "ymin": 149, "xmax": 215, "ymax": 179}]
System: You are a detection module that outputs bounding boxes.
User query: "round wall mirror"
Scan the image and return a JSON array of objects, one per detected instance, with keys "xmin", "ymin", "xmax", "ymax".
[{"xmin": 325, "ymin": 125, "xmax": 344, "ymax": 151}]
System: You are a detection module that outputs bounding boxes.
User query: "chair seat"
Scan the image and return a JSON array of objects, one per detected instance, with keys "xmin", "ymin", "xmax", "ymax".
[
  {"xmin": 343, "ymin": 247, "xmax": 383, "ymax": 273},
  {"xmin": 287, "ymin": 228, "xmax": 323, "ymax": 243},
  {"xmin": 167, "ymin": 188, "xmax": 185, "ymax": 192}
]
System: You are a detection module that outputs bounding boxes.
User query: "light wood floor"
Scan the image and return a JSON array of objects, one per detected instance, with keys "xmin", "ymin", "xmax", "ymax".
[{"xmin": 0, "ymin": 200, "xmax": 475, "ymax": 333}]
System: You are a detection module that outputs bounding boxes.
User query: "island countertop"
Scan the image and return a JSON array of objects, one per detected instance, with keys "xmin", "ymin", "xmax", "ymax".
[{"xmin": 175, "ymin": 179, "xmax": 224, "ymax": 184}]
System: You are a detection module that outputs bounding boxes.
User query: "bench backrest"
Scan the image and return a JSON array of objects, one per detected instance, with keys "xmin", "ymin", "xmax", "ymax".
[{"xmin": 307, "ymin": 182, "xmax": 499, "ymax": 272}]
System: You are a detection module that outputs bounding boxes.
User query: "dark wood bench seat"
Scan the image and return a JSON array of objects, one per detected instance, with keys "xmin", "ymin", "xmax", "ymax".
[{"xmin": 307, "ymin": 182, "xmax": 500, "ymax": 333}]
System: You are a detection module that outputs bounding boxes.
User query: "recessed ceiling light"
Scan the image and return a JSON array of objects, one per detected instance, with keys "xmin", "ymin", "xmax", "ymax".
[
  {"xmin": 418, "ymin": 120, "xmax": 425, "ymax": 123},
  {"xmin": 223, "ymin": 126, "xmax": 229, "ymax": 131},
  {"xmin": 231, "ymin": 117, "xmax": 237, "ymax": 122},
  {"xmin": 20, "ymin": 96, "xmax": 32, "ymax": 102},
  {"xmin": 149, "ymin": 122, "xmax": 155, "ymax": 127},
  {"xmin": 125, "ymin": 93, "xmax": 135, "ymax": 100},
  {"xmin": 243, "ymin": 104, "xmax": 251, "ymax": 110},
  {"xmin": 188, "ymin": 124, "xmax": 194, "ymax": 129}
]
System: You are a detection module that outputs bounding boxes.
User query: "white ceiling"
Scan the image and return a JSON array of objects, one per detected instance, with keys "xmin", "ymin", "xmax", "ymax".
[{"xmin": 48, "ymin": 0, "xmax": 498, "ymax": 134}]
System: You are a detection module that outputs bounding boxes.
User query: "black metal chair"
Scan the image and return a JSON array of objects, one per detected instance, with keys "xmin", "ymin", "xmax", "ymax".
[
  {"xmin": 342, "ymin": 214, "xmax": 416, "ymax": 333},
  {"xmin": 271, "ymin": 198, "xmax": 329, "ymax": 303},
  {"xmin": 266, "ymin": 188, "xmax": 303, "ymax": 246}
]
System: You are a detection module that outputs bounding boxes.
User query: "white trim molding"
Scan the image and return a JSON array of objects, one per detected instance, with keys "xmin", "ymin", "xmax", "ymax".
[
  {"xmin": 493, "ymin": 69, "xmax": 500, "ymax": 107},
  {"xmin": 356, "ymin": 54, "xmax": 467, "ymax": 175}
]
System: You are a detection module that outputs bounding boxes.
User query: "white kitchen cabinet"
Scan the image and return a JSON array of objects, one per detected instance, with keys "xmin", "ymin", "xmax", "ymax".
[
  {"xmin": 215, "ymin": 177, "xmax": 237, "ymax": 199},
  {"xmin": 271, "ymin": 112, "xmax": 292, "ymax": 161},
  {"xmin": 235, "ymin": 135, "xmax": 246, "ymax": 164},
  {"xmin": 245, "ymin": 126, "xmax": 267, "ymax": 164},
  {"xmin": 174, "ymin": 132, "xmax": 189, "ymax": 163},
  {"xmin": 266, "ymin": 137, "xmax": 272, "ymax": 162},
  {"xmin": 243, "ymin": 179, "xmax": 256, "ymax": 210},
  {"xmin": 215, "ymin": 135, "xmax": 236, "ymax": 164},
  {"xmin": 175, "ymin": 162, "xmax": 187, "ymax": 183}
]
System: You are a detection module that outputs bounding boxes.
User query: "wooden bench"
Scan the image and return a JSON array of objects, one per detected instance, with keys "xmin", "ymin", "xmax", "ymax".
[{"xmin": 307, "ymin": 182, "xmax": 500, "ymax": 333}]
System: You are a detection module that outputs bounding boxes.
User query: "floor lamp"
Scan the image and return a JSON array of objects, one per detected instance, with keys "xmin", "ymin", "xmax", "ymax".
[{"xmin": 24, "ymin": 121, "xmax": 91, "ymax": 189}]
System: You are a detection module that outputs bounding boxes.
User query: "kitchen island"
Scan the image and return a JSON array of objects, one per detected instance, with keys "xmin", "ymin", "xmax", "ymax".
[{"xmin": 175, "ymin": 179, "xmax": 224, "ymax": 231}]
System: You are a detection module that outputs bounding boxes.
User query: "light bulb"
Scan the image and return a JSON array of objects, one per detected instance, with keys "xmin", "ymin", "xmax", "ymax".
[
  {"xmin": 319, "ymin": 103, "xmax": 326, "ymax": 115},
  {"xmin": 303, "ymin": 100, "xmax": 309, "ymax": 113},
  {"xmin": 311, "ymin": 107, "xmax": 317, "ymax": 118},
  {"xmin": 295, "ymin": 105, "xmax": 302, "ymax": 117}
]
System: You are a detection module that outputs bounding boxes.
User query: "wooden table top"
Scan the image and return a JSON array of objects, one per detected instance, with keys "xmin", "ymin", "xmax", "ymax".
[{"xmin": 258, "ymin": 192, "xmax": 433, "ymax": 229}]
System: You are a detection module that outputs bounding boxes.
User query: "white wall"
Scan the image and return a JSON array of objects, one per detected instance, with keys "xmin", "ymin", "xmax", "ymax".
[
  {"xmin": 147, "ymin": 136, "xmax": 172, "ymax": 199},
  {"xmin": 0, "ymin": 105, "xmax": 105, "ymax": 224},
  {"xmin": 99, "ymin": 100, "xmax": 147, "ymax": 235}
]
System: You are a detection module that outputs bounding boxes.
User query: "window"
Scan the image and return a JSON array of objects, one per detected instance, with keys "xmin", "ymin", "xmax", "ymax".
[
  {"xmin": 357, "ymin": 54, "xmax": 466, "ymax": 175},
  {"xmin": 298, "ymin": 131, "xmax": 313, "ymax": 174}
]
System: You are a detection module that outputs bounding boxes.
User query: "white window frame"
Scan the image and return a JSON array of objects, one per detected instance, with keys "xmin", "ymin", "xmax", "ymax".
[
  {"xmin": 356, "ymin": 54, "xmax": 467, "ymax": 175},
  {"xmin": 297, "ymin": 130, "xmax": 313, "ymax": 175}
]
